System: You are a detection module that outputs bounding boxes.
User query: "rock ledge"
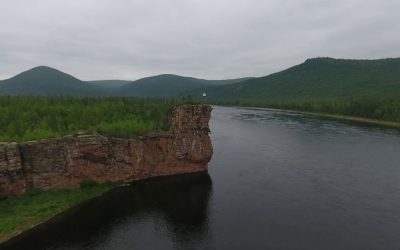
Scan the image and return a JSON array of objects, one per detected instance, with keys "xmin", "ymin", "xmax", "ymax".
[{"xmin": 0, "ymin": 105, "xmax": 213, "ymax": 197}]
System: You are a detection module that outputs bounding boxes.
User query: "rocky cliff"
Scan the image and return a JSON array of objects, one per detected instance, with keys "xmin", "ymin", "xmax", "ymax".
[{"xmin": 0, "ymin": 104, "xmax": 213, "ymax": 198}]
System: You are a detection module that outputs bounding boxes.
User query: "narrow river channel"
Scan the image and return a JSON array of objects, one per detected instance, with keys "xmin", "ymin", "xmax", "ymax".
[{"xmin": 2, "ymin": 106, "xmax": 400, "ymax": 250}]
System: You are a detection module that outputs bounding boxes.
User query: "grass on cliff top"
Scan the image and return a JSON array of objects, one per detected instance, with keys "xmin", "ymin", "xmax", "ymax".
[
  {"xmin": 0, "ymin": 181, "xmax": 118, "ymax": 244},
  {"xmin": 0, "ymin": 96, "xmax": 201, "ymax": 143}
]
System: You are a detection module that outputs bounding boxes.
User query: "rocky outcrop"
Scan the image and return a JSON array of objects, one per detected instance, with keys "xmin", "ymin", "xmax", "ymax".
[{"xmin": 0, "ymin": 104, "xmax": 213, "ymax": 198}]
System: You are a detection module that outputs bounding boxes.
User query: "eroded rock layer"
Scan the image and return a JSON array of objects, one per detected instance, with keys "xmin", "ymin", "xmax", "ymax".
[{"xmin": 0, "ymin": 104, "xmax": 213, "ymax": 197}]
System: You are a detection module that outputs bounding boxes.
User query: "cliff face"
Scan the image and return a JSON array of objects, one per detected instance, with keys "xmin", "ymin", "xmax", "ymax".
[{"xmin": 0, "ymin": 104, "xmax": 213, "ymax": 198}]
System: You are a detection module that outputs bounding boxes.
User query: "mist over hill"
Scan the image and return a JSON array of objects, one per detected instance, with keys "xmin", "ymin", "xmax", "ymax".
[{"xmin": 87, "ymin": 80, "xmax": 131, "ymax": 90}]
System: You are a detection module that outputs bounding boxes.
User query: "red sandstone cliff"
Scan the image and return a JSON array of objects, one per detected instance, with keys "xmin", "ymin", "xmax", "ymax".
[{"xmin": 0, "ymin": 104, "xmax": 213, "ymax": 197}]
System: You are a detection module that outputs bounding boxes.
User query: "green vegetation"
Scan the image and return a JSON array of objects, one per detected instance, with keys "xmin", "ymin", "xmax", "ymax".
[
  {"xmin": 114, "ymin": 74, "xmax": 206, "ymax": 97},
  {"xmin": 194, "ymin": 58, "xmax": 400, "ymax": 123},
  {"xmin": 0, "ymin": 96, "xmax": 200, "ymax": 243},
  {"xmin": 0, "ymin": 66, "xmax": 251, "ymax": 97},
  {"xmin": 112, "ymin": 74, "xmax": 252, "ymax": 97},
  {"xmin": 0, "ymin": 96, "xmax": 179, "ymax": 142},
  {"xmin": 194, "ymin": 58, "xmax": 400, "ymax": 99},
  {"xmin": 0, "ymin": 181, "xmax": 119, "ymax": 243},
  {"xmin": 2, "ymin": 57, "xmax": 399, "ymax": 123},
  {"xmin": 0, "ymin": 66, "xmax": 105, "ymax": 96}
]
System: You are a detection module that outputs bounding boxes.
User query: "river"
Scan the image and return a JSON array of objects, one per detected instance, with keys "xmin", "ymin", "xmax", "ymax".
[{"xmin": 2, "ymin": 106, "xmax": 400, "ymax": 250}]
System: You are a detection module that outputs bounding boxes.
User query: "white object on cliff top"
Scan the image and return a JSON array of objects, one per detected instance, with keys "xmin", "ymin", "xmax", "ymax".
[{"xmin": 203, "ymin": 93, "xmax": 206, "ymax": 97}]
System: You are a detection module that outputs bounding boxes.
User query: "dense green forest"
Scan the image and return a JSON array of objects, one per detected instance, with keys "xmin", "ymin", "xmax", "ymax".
[
  {"xmin": 0, "ymin": 97, "xmax": 185, "ymax": 142},
  {"xmin": 188, "ymin": 58, "xmax": 400, "ymax": 122},
  {"xmin": 190, "ymin": 58, "xmax": 400, "ymax": 100}
]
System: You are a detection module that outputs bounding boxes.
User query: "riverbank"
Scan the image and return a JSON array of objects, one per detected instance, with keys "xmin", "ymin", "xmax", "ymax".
[
  {"xmin": 242, "ymin": 107, "xmax": 400, "ymax": 130},
  {"xmin": 0, "ymin": 182, "xmax": 118, "ymax": 244}
]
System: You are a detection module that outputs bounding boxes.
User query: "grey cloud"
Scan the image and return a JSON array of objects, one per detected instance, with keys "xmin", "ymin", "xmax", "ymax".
[{"xmin": 1, "ymin": 0, "xmax": 399, "ymax": 81}]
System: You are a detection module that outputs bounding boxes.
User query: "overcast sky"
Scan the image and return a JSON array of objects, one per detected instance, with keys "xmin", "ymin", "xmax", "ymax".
[{"xmin": 1, "ymin": 0, "xmax": 400, "ymax": 81}]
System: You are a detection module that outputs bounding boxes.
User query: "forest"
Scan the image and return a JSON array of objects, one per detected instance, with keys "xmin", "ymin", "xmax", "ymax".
[
  {"xmin": 186, "ymin": 58, "xmax": 400, "ymax": 123},
  {"xmin": 191, "ymin": 58, "xmax": 400, "ymax": 100},
  {"xmin": 0, "ymin": 96, "xmax": 186, "ymax": 142}
]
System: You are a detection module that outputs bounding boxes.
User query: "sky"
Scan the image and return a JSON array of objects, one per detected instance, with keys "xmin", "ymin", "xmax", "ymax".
[{"xmin": 1, "ymin": 0, "xmax": 400, "ymax": 81}]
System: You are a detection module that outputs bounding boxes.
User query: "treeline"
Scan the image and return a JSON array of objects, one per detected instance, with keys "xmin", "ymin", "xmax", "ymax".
[
  {"xmin": 206, "ymin": 95, "xmax": 400, "ymax": 122},
  {"xmin": 0, "ymin": 96, "xmax": 190, "ymax": 142}
]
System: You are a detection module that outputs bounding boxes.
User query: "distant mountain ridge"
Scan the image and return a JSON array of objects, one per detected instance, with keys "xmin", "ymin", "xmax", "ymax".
[
  {"xmin": 2, "ymin": 58, "xmax": 399, "ymax": 98},
  {"xmin": 112, "ymin": 74, "xmax": 202, "ymax": 97},
  {"xmin": 0, "ymin": 67, "xmax": 251, "ymax": 97},
  {"xmin": 190, "ymin": 57, "xmax": 400, "ymax": 100},
  {"xmin": 112, "ymin": 74, "xmax": 252, "ymax": 97},
  {"xmin": 0, "ymin": 66, "xmax": 105, "ymax": 96}
]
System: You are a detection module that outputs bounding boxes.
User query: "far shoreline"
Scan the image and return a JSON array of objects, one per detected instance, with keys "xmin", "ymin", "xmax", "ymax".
[{"xmin": 216, "ymin": 105, "xmax": 400, "ymax": 130}]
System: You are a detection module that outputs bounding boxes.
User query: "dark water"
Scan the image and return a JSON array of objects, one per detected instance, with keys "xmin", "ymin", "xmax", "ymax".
[{"xmin": 2, "ymin": 106, "xmax": 400, "ymax": 250}]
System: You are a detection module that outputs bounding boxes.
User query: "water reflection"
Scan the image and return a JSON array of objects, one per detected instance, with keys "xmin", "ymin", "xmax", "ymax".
[{"xmin": 0, "ymin": 172, "xmax": 213, "ymax": 250}]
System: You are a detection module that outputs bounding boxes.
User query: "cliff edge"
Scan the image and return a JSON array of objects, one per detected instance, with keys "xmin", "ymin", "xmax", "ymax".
[{"xmin": 0, "ymin": 104, "xmax": 213, "ymax": 197}]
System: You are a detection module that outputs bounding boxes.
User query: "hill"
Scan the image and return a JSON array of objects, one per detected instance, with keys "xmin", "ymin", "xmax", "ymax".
[
  {"xmin": 0, "ymin": 67, "xmax": 251, "ymax": 97},
  {"xmin": 193, "ymin": 57, "xmax": 400, "ymax": 100},
  {"xmin": 0, "ymin": 66, "xmax": 105, "ymax": 96},
  {"xmin": 191, "ymin": 58, "xmax": 400, "ymax": 123},
  {"xmin": 86, "ymin": 80, "xmax": 131, "ymax": 90},
  {"xmin": 205, "ymin": 77, "xmax": 254, "ymax": 86},
  {"xmin": 113, "ymin": 74, "xmax": 252, "ymax": 97}
]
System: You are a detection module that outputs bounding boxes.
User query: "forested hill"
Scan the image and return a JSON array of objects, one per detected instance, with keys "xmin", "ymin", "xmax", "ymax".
[
  {"xmin": 193, "ymin": 58, "xmax": 400, "ymax": 123},
  {"xmin": 86, "ymin": 80, "xmax": 131, "ymax": 90},
  {"xmin": 0, "ymin": 67, "xmax": 251, "ymax": 97},
  {"xmin": 0, "ymin": 66, "xmax": 105, "ymax": 96},
  {"xmin": 112, "ymin": 74, "xmax": 251, "ymax": 97},
  {"xmin": 192, "ymin": 57, "xmax": 400, "ymax": 100}
]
